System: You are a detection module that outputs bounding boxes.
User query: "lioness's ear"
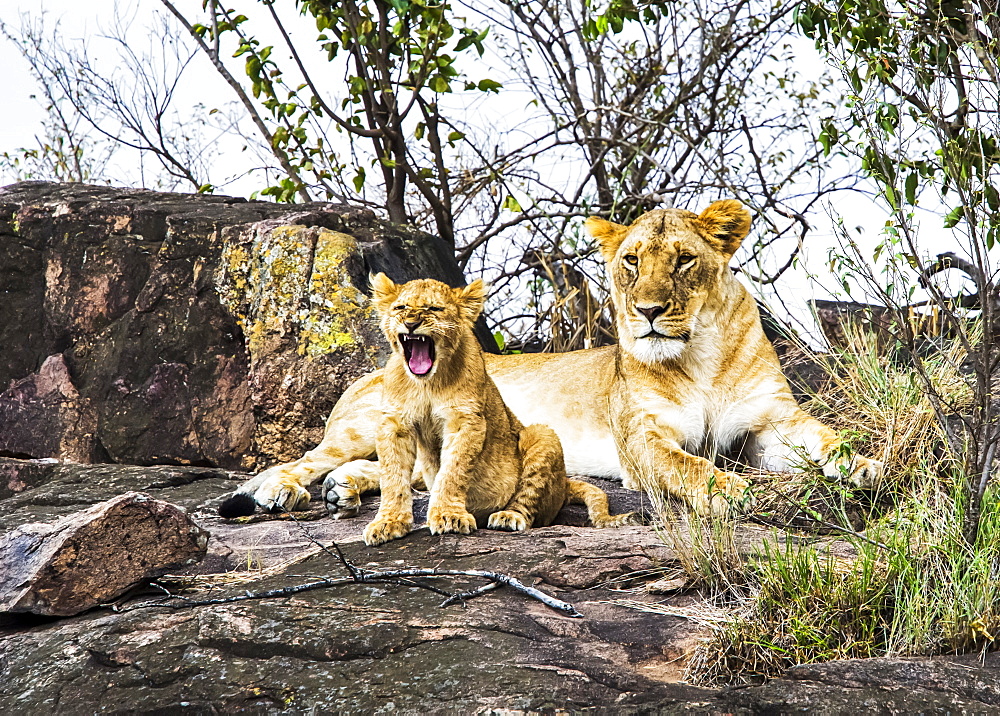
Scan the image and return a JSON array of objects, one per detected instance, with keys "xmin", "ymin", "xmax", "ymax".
[
  {"xmin": 370, "ymin": 272, "xmax": 399, "ymax": 310},
  {"xmin": 454, "ymin": 279, "xmax": 487, "ymax": 323},
  {"xmin": 585, "ymin": 216, "xmax": 629, "ymax": 263},
  {"xmin": 698, "ymin": 200, "xmax": 752, "ymax": 256}
]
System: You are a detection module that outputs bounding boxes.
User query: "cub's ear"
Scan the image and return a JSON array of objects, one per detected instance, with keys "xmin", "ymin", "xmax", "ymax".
[
  {"xmin": 453, "ymin": 278, "xmax": 487, "ymax": 324},
  {"xmin": 369, "ymin": 272, "xmax": 399, "ymax": 309},
  {"xmin": 698, "ymin": 200, "xmax": 752, "ymax": 256},
  {"xmin": 585, "ymin": 216, "xmax": 629, "ymax": 263}
]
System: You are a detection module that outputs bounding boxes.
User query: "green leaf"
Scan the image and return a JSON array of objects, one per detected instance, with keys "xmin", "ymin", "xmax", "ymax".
[
  {"xmin": 884, "ymin": 186, "xmax": 898, "ymax": 210},
  {"xmin": 447, "ymin": 130, "xmax": 465, "ymax": 143},
  {"xmin": 943, "ymin": 205, "xmax": 964, "ymax": 228},
  {"xmin": 905, "ymin": 172, "xmax": 918, "ymax": 205},
  {"xmin": 986, "ymin": 183, "xmax": 1000, "ymax": 212},
  {"xmin": 477, "ymin": 78, "xmax": 502, "ymax": 93},
  {"xmin": 502, "ymin": 194, "xmax": 522, "ymax": 212},
  {"xmin": 353, "ymin": 167, "xmax": 366, "ymax": 192},
  {"xmin": 429, "ymin": 75, "xmax": 449, "ymax": 93}
]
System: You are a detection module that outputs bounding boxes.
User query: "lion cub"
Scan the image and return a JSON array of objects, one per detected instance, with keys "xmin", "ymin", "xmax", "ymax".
[{"xmin": 361, "ymin": 273, "xmax": 636, "ymax": 546}]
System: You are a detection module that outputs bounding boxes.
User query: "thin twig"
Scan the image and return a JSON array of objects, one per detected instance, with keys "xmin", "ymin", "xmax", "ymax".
[
  {"xmin": 758, "ymin": 482, "xmax": 891, "ymax": 552},
  {"xmin": 125, "ymin": 504, "xmax": 583, "ymax": 617},
  {"xmin": 440, "ymin": 581, "xmax": 502, "ymax": 607}
]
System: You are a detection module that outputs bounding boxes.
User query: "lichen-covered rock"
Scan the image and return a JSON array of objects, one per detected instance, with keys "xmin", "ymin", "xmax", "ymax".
[
  {"xmin": 0, "ymin": 182, "xmax": 490, "ymax": 469},
  {"xmin": 216, "ymin": 222, "xmax": 385, "ymax": 464}
]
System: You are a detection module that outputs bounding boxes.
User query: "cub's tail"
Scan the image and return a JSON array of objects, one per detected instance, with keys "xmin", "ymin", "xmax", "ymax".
[{"xmin": 566, "ymin": 479, "xmax": 641, "ymax": 528}]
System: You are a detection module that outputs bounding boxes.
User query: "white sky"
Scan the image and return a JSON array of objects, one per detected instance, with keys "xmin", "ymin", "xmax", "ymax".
[{"xmin": 0, "ymin": 0, "xmax": 974, "ymax": 342}]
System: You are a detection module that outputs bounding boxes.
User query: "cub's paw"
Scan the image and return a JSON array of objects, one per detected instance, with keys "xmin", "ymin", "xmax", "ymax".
[
  {"xmin": 322, "ymin": 465, "xmax": 363, "ymax": 519},
  {"xmin": 253, "ymin": 476, "xmax": 311, "ymax": 513},
  {"xmin": 691, "ymin": 470, "xmax": 754, "ymax": 517},
  {"xmin": 428, "ymin": 508, "xmax": 477, "ymax": 536},
  {"xmin": 825, "ymin": 455, "xmax": 883, "ymax": 490},
  {"xmin": 592, "ymin": 511, "xmax": 643, "ymax": 528},
  {"xmin": 487, "ymin": 510, "xmax": 529, "ymax": 532},
  {"xmin": 363, "ymin": 515, "xmax": 413, "ymax": 546}
]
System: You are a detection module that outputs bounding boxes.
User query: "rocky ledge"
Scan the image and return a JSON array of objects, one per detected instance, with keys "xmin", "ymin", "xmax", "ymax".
[{"xmin": 2, "ymin": 458, "xmax": 998, "ymax": 714}]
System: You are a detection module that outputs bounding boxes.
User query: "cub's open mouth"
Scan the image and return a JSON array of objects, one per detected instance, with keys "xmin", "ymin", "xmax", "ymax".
[{"xmin": 399, "ymin": 334, "xmax": 435, "ymax": 376}]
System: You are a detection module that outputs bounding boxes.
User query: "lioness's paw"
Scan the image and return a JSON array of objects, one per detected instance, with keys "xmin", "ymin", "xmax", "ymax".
[
  {"xmin": 691, "ymin": 470, "xmax": 754, "ymax": 517},
  {"xmin": 253, "ymin": 477, "xmax": 311, "ymax": 513},
  {"xmin": 363, "ymin": 516, "xmax": 413, "ymax": 546},
  {"xmin": 428, "ymin": 509, "xmax": 477, "ymax": 536},
  {"xmin": 322, "ymin": 468, "xmax": 361, "ymax": 519},
  {"xmin": 592, "ymin": 511, "xmax": 643, "ymax": 528},
  {"xmin": 621, "ymin": 473, "xmax": 642, "ymax": 491},
  {"xmin": 824, "ymin": 455, "xmax": 883, "ymax": 489},
  {"xmin": 487, "ymin": 510, "xmax": 529, "ymax": 532},
  {"xmin": 850, "ymin": 456, "xmax": 883, "ymax": 489}
]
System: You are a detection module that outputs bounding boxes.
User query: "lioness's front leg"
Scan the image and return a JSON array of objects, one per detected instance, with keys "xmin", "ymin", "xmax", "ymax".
[
  {"xmin": 621, "ymin": 423, "xmax": 751, "ymax": 516},
  {"xmin": 427, "ymin": 409, "xmax": 484, "ymax": 536},
  {"xmin": 364, "ymin": 415, "xmax": 416, "ymax": 546},
  {"xmin": 228, "ymin": 445, "xmax": 349, "ymax": 515},
  {"xmin": 755, "ymin": 408, "xmax": 882, "ymax": 488},
  {"xmin": 224, "ymin": 372, "xmax": 381, "ymax": 515}
]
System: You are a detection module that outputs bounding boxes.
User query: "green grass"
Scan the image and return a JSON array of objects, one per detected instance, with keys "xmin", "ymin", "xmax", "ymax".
[{"xmin": 681, "ymin": 328, "xmax": 1000, "ymax": 685}]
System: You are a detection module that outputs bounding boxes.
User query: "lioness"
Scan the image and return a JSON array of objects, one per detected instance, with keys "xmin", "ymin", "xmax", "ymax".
[{"xmin": 221, "ymin": 199, "xmax": 881, "ymax": 517}]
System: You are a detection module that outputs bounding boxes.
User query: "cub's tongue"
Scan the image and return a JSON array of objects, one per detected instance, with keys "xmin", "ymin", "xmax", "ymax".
[{"xmin": 406, "ymin": 338, "xmax": 434, "ymax": 375}]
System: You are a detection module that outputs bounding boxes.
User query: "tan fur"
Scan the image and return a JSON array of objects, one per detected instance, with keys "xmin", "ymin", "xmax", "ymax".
[
  {"xmin": 230, "ymin": 200, "xmax": 881, "ymax": 517},
  {"xmin": 358, "ymin": 275, "xmax": 633, "ymax": 545}
]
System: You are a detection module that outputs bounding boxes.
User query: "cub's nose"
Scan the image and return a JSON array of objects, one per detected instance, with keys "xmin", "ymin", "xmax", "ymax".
[
  {"xmin": 404, "ymin": 318, "xmax": 423, "ymax": 332},
  {"xmin": 635, "ymin": 305, "xmax": 666, "ymax": 324}
]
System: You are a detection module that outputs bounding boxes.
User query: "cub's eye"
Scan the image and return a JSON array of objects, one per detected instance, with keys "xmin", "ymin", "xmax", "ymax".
[
  {"xmin": 426, "ymin": 306, "xmax": 445, "ymax": 312},
  {"xmin": 393, "ymin": 305, "xmax": 406, "ymax": 311},
  {"xmin": 623, "ymin": 254, "xmax": 639, "ymax": 266}
]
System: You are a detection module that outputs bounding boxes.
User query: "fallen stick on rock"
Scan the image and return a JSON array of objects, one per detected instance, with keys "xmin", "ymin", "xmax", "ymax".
[{"xmin": 128, "ymin": 508, "xmax": 583, "ymax": 617}]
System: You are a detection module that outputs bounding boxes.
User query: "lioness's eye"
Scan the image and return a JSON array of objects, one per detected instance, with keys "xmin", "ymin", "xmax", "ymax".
[
  {"xmin": 426, "ymin": 306, "xmax": 444, "ymax": 312},
  {"xmin": 623, "ymin": 254, "xmax": 639, "ymax": 266},
  {"xmin": 678, "ymin": 254, "xmax": 696, "ymax": 266},
  {"xmin": 393, "ymin": 305, "xmax": 406, "ymax": 311}
]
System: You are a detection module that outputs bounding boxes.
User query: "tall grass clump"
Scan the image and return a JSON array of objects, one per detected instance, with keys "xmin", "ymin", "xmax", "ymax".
[{"xmin": 686, "ymin": 325, "xmax": 1000, "ymax": 685}]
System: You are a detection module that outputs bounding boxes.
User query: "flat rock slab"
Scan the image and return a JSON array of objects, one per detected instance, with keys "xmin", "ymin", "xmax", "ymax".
[
  {"xmin": 2, "ymin": 458, "xmax": 1000, "ymax": 713},
  {"xmin": 0, "ymin": 491, "xmax": 209, "ymax": 616}
]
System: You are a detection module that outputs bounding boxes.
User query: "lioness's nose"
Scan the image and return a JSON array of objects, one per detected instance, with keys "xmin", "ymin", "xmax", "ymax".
[
  {"xmin": 404, "ymin": 318, "xmax": 423, "ymax": 332},
  {"xmin": 636, "ymin": 305, "xmax": 666, "ymax": 323}
]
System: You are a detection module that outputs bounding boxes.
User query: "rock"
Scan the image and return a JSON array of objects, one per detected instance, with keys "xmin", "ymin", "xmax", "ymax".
[
  {"xmin": 0, "ymin": 181, "xmax": 494, "ymax": 470},
  {"xmin": 0, "ymin": 491, "xmax": 209, "ymax": 616},
  {"xmin": 0, "ymin": 354, "xmax": 97, "ymax": 462},
  {"xmin": 1, "ymin": 457, "xmax": 997, "ymax": 713},
  {"xmin": 813, "ymin": 298, "xmax": 896, "ymax": 350},
  {"xmin": 727, "ymin": 654, "xmax": 1000, "ymax": 714}
]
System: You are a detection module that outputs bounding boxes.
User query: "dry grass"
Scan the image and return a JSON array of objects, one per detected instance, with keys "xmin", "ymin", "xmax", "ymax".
[
  {"xmin": 675, "ymin": 326, "xmax": 1000, "ymax": 685},
  {"xmin": 157, "ymin": 546, "xmax": 325, "ymax": 593}
]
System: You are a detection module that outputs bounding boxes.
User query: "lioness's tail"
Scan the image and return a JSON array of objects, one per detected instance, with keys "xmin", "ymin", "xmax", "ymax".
[
  {"xmin": 218, "ymin": 471, "xmax": 273, "ymax": 518},
  {"xmin": 566, "ymin": 479, "xmax": 641, "ymax": 528},
  {"xmin": 218, "ymin": 492, "xmax": 258, "ymax": 518}
]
